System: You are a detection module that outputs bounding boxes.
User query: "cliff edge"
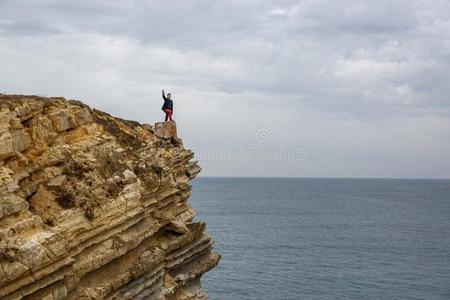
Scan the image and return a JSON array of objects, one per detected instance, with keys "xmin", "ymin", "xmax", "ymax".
[{"xmin": 0, "ymin": 94, "xmax": 220, "ymax": 299}]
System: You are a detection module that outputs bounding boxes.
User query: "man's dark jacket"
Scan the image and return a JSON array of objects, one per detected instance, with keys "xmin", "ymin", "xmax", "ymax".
[{"xmin": 162, "ymin": 95, "xmax": 173, "ymax": 111}]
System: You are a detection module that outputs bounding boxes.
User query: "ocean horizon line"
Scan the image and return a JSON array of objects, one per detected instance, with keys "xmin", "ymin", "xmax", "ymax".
[{"xmin": 195, "ymin": 175, "xmax": 450, "ymax": 180}]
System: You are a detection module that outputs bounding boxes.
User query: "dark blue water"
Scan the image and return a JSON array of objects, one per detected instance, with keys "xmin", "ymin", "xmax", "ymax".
[{"xmin": 190, "ymin": 177, "xmax": 450, "ymax": 300}]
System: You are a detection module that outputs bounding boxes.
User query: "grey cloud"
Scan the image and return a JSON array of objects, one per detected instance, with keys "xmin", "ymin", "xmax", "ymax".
[
  {"xmin": 0, "ymin": 0, "xmax": 449, "ymax": 177},
  {"xmin": 1, "ymin": 0, "xmax": 449, "ymax": 112},
  {"xmin": 292, "ymin": 0, "xmax": 418, "ymax": 34},
  {"xmin": 0, "ymin": 20, "xmax": 60, "ymax": 36}
]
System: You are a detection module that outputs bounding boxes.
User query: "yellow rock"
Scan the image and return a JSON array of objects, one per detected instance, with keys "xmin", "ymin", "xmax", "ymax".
[{"xmin": 0, "ymin": 94, "xmax": 220, "ymax": 299}]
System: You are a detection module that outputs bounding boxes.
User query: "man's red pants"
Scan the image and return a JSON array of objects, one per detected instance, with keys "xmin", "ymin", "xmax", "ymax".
[{"xmin": 164, "ymin": 109, "xmax": 173, "ymax": 121}]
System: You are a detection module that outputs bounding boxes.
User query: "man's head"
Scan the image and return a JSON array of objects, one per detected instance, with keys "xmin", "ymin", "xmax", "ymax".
[{"xmin": 167, "ymin": 93, "xmax": 171, "ymax": 99}]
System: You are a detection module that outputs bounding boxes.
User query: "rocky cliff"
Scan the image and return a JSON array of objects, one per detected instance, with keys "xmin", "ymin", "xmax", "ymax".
[{"xmin": 0, "ymin": 94, "xmax": 220, "ymax": 299}]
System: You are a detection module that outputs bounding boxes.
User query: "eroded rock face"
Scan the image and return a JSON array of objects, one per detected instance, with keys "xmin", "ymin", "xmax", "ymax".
[{"xmin": 0, "ymin": 94, "xmax": 220, "ymax": 300}]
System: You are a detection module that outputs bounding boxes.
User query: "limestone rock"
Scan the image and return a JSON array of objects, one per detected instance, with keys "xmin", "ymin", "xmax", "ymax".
[
  {"xmin": 47, "ymin": 175, "xmax": 67, "ymax": 188},
  {"xmin": 122, "ymin": 169, "xmax": 137, "ymax": 184},
  {"xmin": 155, "ymin": 121, "xmax": 178, "ymax": 138},
  {"xmin": 0, "ymin": 94, "xmax": 220, "ymax": 299},
  {"xmin": 0, "ymin": 129, "xmax": 14, "ymax": 160},
  {"xmin": 167, "ymin": 220, "xmax": 189, "ymax": 235}
]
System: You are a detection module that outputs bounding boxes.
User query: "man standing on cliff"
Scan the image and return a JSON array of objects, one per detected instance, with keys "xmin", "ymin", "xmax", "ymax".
[{"xmin": 161, "ymin": 90, "xmax": 173, "ymax": 122}]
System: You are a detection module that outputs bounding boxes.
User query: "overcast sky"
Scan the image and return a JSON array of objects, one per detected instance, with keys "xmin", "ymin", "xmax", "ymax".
[{"xmin": 1, "ymin": 0, "xmax": 450, "ymax": 178}]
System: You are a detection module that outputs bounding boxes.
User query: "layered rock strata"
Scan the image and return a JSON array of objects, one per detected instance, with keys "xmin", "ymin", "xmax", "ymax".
[{"xmin": 0, "ymin": 94, "xmax": 220, "ymax": 299}]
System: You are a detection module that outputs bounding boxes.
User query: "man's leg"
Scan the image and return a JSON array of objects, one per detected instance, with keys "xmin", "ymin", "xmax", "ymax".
[
  {"xmin": 169, "ymin": 110, "xmax": 173, "ymax": 121},
  {"xmin": 165, "ymin": 110, "xmax": 169, "ymax": 121}
]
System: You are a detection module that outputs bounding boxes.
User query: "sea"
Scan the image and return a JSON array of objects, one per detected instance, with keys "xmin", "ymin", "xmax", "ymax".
[{"xmin": 189, "ymin": 177, "xmax": 450, "ymax": 300}]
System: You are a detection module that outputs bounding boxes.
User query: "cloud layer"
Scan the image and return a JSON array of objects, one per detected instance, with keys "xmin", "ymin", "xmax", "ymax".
[{"xmin": 1, "ymin": 0, "xmax": 450, "ymax": 177}]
